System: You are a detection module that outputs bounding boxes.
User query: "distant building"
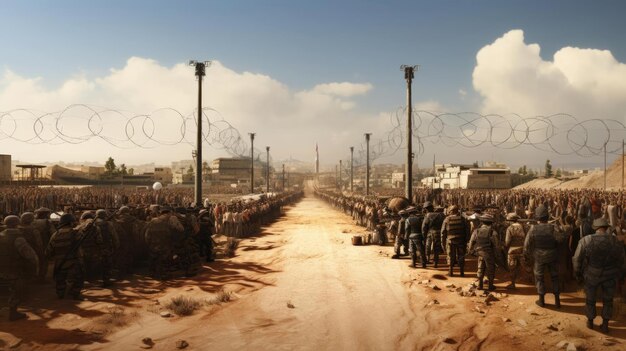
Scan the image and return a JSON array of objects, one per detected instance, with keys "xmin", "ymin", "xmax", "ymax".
[
  {"xmin": 421, "ymin": 163, "xmax": 512, "ymax": 189},
  {"xmin": 210, "ymin": 157, "xmax": 267, "ymax": 187},
  {"xmin": 0, "ymin": 154, "xmax": 11, "ymax": 182},
  {"xmin": 153, "ymin": 167, "xmax": 173, "ymax": 184}
]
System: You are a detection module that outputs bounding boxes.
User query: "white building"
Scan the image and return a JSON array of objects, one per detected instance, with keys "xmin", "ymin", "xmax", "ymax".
[{"xmin": 421, "ymin": 163, "xmax": 512, "ymax": 189}]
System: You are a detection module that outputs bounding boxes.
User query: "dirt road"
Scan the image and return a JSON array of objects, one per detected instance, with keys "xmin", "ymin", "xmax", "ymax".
[{"xmin": 1, "ymin": 193, "xmax": 624, "ymax": 350}]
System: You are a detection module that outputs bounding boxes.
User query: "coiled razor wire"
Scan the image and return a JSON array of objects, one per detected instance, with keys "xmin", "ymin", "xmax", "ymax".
[{"xmin": 2, "ymin": 104, "xmax": 624, "ymax": 168}]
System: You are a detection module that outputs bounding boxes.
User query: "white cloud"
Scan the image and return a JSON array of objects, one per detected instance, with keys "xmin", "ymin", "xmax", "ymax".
[
  {"xmin": 0, "ymin": 57, "xmax": 386, "ymax": 165},
  {"xmin": 472, "ymin": 29, "xmax": 626, "ymax": 120}
]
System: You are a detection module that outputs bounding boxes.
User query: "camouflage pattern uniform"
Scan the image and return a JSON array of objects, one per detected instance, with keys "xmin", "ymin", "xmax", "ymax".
[
  {"xmin": 573, "ymin": 218, "xmax": 626, "ymax": 332},
  {"xmin": 144, "ymin": 208, "xmax": 183, "ymax": 279},
  {"xmin": 392, "ymin": 213, "xmax": 409, "ymax": 258},
  {"xmin": 46, "ymin": 214, "xmax": 84, "ymax": 300},
  {"xmin": 405, "ymin": 209, "xmax": 426, "ymax": 268},
  {"xmin": 197, "ymin": 210, "xmax": 215, "ymax": 262},
  {"xmin": 504, "ymin": 214, "xmax": 526, "ymax": 289},
  {"xmin": 19, "ymin": 212, "xmax": 44, "ymax": 279},
  {"xmin": 94, "ymin": 210, "xmax": 120, "ymax": 286},
  {"xmin": 0, "ymin": 216, "xmax": 39, "ymax": 321},
  {"xmin": 441, "ymin": 207, "xmax": 468, "ymax": 276},
  {"xmin": 423, "ymin": 204, "xmax": 445, "ymax": 267},
  {"xmin": 523, "ymin": 205, "xmax": 560, "ymax": 308},
  {"xmin": 468, "ymin": 215, "xmax": 499, "ymax": 290},
  {"xmin": 114, "ymin": 206, "xmax": 142, "ymax": 274},
  {"xmin": 33, "ymin": 208, "xmax": 54, "ymax": 281}
]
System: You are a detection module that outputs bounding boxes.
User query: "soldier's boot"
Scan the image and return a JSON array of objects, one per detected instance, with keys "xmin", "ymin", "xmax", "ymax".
[
  {"xmin": 433, "ymin": 254, "xmax": 439, "ymax": 268},
  {"xmin": 586, "ymin": 319, "xmax": 594, "ymax": 330},
  {"xmin": 459, "ymin": 265, "xmax": 465, "ymax": 277},
  {"xmin": 8, "ymin": 307, "xmax": 27, "ymax": 321},
  {"xmin": 506, "ymin": 282, "xmax": 516, "ymax": 289},
  {"xmin": 554, "ymin": 294, "xmax": 561, "ymax": 309},
  {"xmin": 391, "ymin": 254, "xmax": 400, "ymax": 259},
  {"xmin": 601, "ymin": 319, "xmax": 609, "ymax": 333},
  {"xmin": 488, "ymin": 279, "xmax": 496, "ymax": 291},
  {"xmin": 535, "ymin": 294, "xmax": 545, "ymax": 308},
  {"xmin": 478, "ymin": 279, "xmax": 484, "ymax": 290},
  {"xmin": 448, "ymin": 266, "xmax": 454, "ymax": 276}
]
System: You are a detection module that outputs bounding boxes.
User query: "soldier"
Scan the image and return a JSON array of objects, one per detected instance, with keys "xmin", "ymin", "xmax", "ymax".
[
  {"xmin": 115, "ymin": 206, "xmax": 140, "ymax": 274},
  {"xmin": 504, "ymin": 213, "xmax": 526, "ymax": 289},
  {"xmin": 391, "ymin": 210, "xmax": 409, "ymax": 259},
  {"xmin": 78, "ymin": 211, "xmax": 100, "ymax": 280},
  {"xmin": 441, "ymin": 205, "xmax": 468, "ymax": 276},
  {"xmin": 573, "ymin": 218, "xmax": 626, "ymax": 333},
  {"xmin": 46, "ymin": 213, "xmax": 84, "ymax": 300},
  {"xmin": 468, "ymin": 214, "xmax": 499, "ymax": 290},
  {"xmin": 524, "ymin": 204, "xmax": 560, "ymax": 308},
  {"xmin": 197, "ymin": 209, "xmax": 215, "ymax": 262},
  {"xmin": 94, "ymin": 209, "xmax": 119, "ymax": 287},
  {"xmin": 33, "ymin": 207, "xmax": 53, "ymax": 281},
  {"xmin": 0, "ymin": 215, "xmax": 39, "ymax": 321},
  {"xmin": 423, "ymin": 202, "xmax": 445, "ymax": 267},
  {"xmin": 19, "ymin": 212, "xmax": 45, "ymax": 280},
  {"xmin": 405, "ymin": 207, "xmax": 426, "ymax": 268},
  {"xmin": 144, "ymin": 207, "xmax": 183, "ymax": 280}
]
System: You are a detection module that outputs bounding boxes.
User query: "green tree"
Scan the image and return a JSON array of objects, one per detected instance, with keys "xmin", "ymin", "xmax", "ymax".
[
  {"xmin": 545, "ymin": 159, "xmax": 553, "ymax": 177},
  {"xmin": 187, "ymin": 165, "xmax": 194, "ymax": 175},
  {"xmin": 555, "ymin": 168, "xmax": 562, "ymax": 178},
  {"xmin": 128, "ymin": 168, "xmax": 134, "ymax": 175},
  {"xmin": 119, "ymin": 163, "xmax": 128, "ymax": 176},
  {"xmin": 105, "ymin": 157, "xmax": 117, "ymax": 175}
]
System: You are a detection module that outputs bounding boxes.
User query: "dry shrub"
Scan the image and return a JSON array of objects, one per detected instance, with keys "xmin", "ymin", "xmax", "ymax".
[
  {"xmin": 206, "ymin": 289, "xmax": 233, "ymax": 305},
  {"xmin": 99, "ymin": 306, "xmax": 137, "ymax": 328},
  {"xmin": 225, "ymin": 238, "xmax": 240, "ymax": 257},
  {"xmin": 166, "ymin": 295, "xmax": 202, "ymax": 316}
]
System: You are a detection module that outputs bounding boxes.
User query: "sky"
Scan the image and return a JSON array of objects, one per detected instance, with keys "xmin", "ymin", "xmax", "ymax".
[{"xmin": 1, "ymin": 0, "xmax": 625, "ymax": 170}]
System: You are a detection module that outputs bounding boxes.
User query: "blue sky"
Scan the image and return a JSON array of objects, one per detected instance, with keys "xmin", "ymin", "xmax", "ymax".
[{"xmin": 1, "ymin": 0, "xmax": 625, "ymax": 167}]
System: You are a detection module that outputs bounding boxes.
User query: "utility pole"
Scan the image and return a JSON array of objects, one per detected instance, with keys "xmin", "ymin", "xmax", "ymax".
[
  {"xmin": 365, "ymin": 133, "xmax": 372, "ymax": 196},
  {"xmin": 401, "ymin": 65, "xmax": 418, "ymax": 202},
  {"xmin": 282, "ymin": 164, "xmax": 286, "ymax": 191},
  {"xmin": 249, "ymin": 133, "xmax": 255, "ymax": 193},
  {"xmin": 189, "ymin": 60, "xmax": 211, "ymax": 207},
  {"xmin": 349, "ymin": 146, "xmax": 354, "ymax": 192},
  {"xmin": 266, "ymin": 146, "xmax": 270, "ymax": 193},
  {"xmin": 339, "ymin": 160, "xmax": 342, "ymax": 191},
  {"xmin": 604, "ymin": 142, "xmax": 607, "ymax": 190},
  {"xmin": 335, "ymin": 164, "xmax": 338, "ymax": 189},
  {"xmin": 622, "ymin": 139, "xmax": 624, "ymax": 189}
]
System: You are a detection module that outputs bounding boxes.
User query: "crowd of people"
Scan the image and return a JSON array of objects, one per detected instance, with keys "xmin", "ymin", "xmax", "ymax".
[
  {"xmin": 316, "ymin": 187, "xmax": 626, "ymax": 334},
  {"xmin": 0, "ymin": 186, "xmax": 303, "ymax": 322}
]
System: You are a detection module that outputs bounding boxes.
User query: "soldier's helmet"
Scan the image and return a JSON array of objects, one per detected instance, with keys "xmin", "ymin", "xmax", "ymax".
[
  {"xmin": 398, "ymin": 209, "xmax": 408, "ymax": 217},
  {"xmin": 34, "ymin": 207, "xmax": 51, "ymax": 214},
  {"xmin": 479, "ymin": 213, "xmax": 495, "ymax": 223},
  {"xmin": 198, "ymin": 209, "xmax": 210, "ymax": 217},
  {"xmin": 534, "ymin": 205, "xmax": 549, "ymax": 221},
  {"xmin": 448, "ymin": 205, "xmax": 459, "ymax": 213},
  {"xmin": 95, "ymin": 209, "xmax": 107, "ymax": 219},
  {"xmin": 20, "ymin": 212, "xmax": 35, "ymax": 225},
  {"xmin": 80, "ymin": 211, "xmax": 95, "ymax": 220},
  {"xmin": 159, "ymin": 206, "xmax": 172, "ymax": 214},
  {"xmin": 506, "ymin": 213, "xmax": 520, "ymax": 222},
  {"xmin": 119, "ymin": 206, "xmax": 130, "ymax": 215},
  {"xmin": 405, "ymin": 206, "xmax": 418, "ymax": 214},
  {"xmin": 592, "ymin": 217, "xmax": 610, "ymax": 230},
  {"xmin": 3, "ymin": 215, "xmax": 20, "ymax": 228},
  {"xmin": 59, "ymin": 213, "xmax": 76, "ymax": 226},
  {"xmin": 423, "ymin": 201, "xmax": 433, "ymax": 210}
]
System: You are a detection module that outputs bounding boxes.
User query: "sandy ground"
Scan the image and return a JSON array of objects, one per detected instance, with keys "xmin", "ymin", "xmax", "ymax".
[{"xmin": 1, "ymin": 193, "xmax": 625, "ymax": 350}]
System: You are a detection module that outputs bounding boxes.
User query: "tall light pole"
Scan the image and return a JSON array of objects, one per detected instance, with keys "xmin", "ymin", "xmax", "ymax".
[
  {"xmin": 249, "ymin": 133, "xmax": 255, "ymax": 193},
  {"xmin": 189, "ymin": 60, "xmax": 211, "ymax": 207},
  {"xmin": 365, "ymin": 133, "xmax": 372, "ymax": 196},
  {"xmin": 282, "ymin": 164, "xmax": 286, "ymax": 191},
  {"xmin": 266, "ymin": 146, "xmax": 270, "ymax": 193},
  {"xmin": 339, "ymin": 160, "xmax": 342, "ymax": 191},
  {"xmin": 401, "ymin": 64, "xmax": 418, "ymax": 202},
  {"xmin": 350, "ymin": 146, "xmax": 354, "ymax": 192}
]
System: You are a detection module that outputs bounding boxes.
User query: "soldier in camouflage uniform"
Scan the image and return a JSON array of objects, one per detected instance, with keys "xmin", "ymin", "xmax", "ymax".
[
  {"xmin": 145, "ymin": 207, "xmax": 183, "ymax": 280},
  {"xmin": 405, "ymin": 207, "xmax": 426, "ymax": 268},
  {"xmin": 468, "ymin": 214, "xmax": 499, "ymax": 290},
  {"xmin": 46, "ymin": 213, "xmax": 85, "ymax": 300},
  {"xmin": 441, "ymin": 205, "xmax": 468, "ymax": 276},
  {"xmin": 391, "ymin": 210, "xmax": 409, "ymax": 259},
  {"xmin": 19, "ymin": 212, "xmax": 44, "ymax": 280},
  {"xmin": 197, "ymin": 209, "xmax": 215, "ymax": 262},
  {"xmin": 114, "ymin": 206, "xmax": 140, "ymax": 274},
  {"xmin": 0, "ymin": 215, "xmax": 39, "ymax": 321},
  {"xmin": 573, "ymin": 218, "xmax": 626, "ymax": 333},
  {"xmin": 78, "ymin": 211, "xmax": 100, "ymax": 280},
  {"xmin": 94, "ymin": 209, "xmax": 119, "ymax": 287},
  {"xmin": 523, "ymin": 204, "xmax": 560, "ymax": 308},
  {"xmin": 33, "ymin": 207, "xmax": 53, "ymax": 281},
  {"xmin": 504, "ymin": 213, "xmax": 526, "ymax": 289},
  {"xmin": 422, "ymin": 202, "xmax": 445, "ymax": 267}
]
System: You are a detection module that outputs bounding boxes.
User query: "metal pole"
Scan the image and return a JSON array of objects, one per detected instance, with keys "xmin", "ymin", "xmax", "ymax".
[
  {"xmin": 401, "ymin": 65, "xmax": 417, "ymax": 202},
  {"xmin": 339, "ymin": 160, "xmax": 342, "ymax": 191},
  {"xmin": 191, "ymin": 61, "xmax": 208, "ymax": 207},
  {"xmin": 604, "ymin": 142, "xmax": 607, "ymax": 190},
  {"xmin": 282, "ymin": 164, "xmax": 285, "ymax": 191},
  {"xmin": 365, "ymin": 133, "xmax": 371, "ymax": 195},
  {"xmin": 622, "ymin": 139, "xmax": 624, "ymax": 189},
  {"xmin": 266, "ymin": 146, "xmax": 270, "ymax": 193},
  {"xmin": 335, "ymin": 165, "xmax": 338, "ymax": 189},
  {"xmin": 350, "ymin": 147, "xmax": 354, "ymax": 192},
  {"xmin": 249, "ymin": 133, "xmax": 255, "ymax": 193}
]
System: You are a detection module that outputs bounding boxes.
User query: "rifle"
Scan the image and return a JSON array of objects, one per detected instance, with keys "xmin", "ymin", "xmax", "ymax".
[{"xmin": 52, "ymin": 210, "xmax": 118, "ymax": 278}]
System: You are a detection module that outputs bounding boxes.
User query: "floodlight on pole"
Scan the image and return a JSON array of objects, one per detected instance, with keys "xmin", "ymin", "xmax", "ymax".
[
  {"xmin": 189, "ymin": 59, "xmax": 211, "ymax": 207},
  {"xmin": 401, "ymin": 64, "xmax": 419, "ymax": 203},
  {"xmin": 365, "ymin": 133, "xmax": 372, "ymax": 196},
  {"xmin": 249, "ymin": 133, "xmax": 255, "ymax": 193},
  {"xmin": 266, "ymin": 146, "xmax": 270, "ymax": 193}
]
